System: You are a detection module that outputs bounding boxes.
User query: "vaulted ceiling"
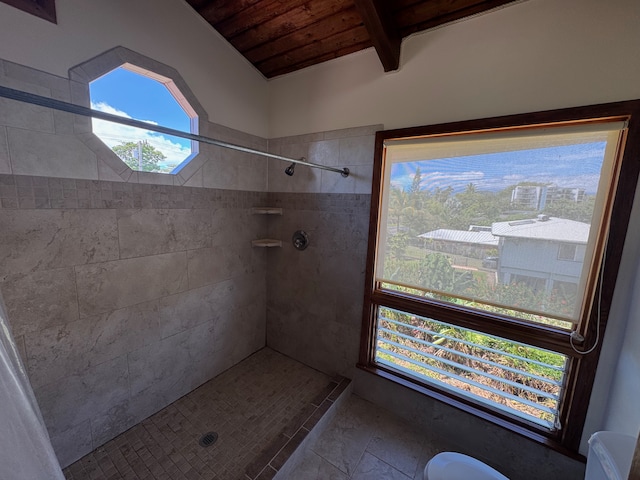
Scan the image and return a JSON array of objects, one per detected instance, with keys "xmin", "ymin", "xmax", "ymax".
[{"xmin": 185, "ymin": 0, "xmax": 521, "ymax": 78}]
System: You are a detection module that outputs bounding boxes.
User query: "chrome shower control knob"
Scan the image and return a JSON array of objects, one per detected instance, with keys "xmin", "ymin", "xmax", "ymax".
[{"xmin": 292, "ymin": 230, "xmax": 309, "ymax": 250}]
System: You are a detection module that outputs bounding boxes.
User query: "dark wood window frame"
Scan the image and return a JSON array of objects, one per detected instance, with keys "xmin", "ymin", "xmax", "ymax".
[
  {"xmin": 1, "ymin": 0, "xmax": 56, "ymax": 23},
  {"xmin": 358, "ymin": 99, "xmax": 640, "ymax": 454}
]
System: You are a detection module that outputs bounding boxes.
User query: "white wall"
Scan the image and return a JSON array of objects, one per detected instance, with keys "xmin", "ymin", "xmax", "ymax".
[
  {"xmin": 602, "ymin": 183, "xmax": 640, "ymax": 438},
  {"xmin": 268, "ymin": 0, "xmax": 640, "ymax": 138},
  {"xmin": 268, "ymin": 0, "xmax": 640, "ymax": 455},
  {"xmin": 0, "ymin": 0, "xmax": 269, "ymax": 137}
]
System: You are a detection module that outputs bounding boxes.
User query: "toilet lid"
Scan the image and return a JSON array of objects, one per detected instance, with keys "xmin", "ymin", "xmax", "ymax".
[{"xmin": 426, "ymin": 452, "xmax": 510, "ymax": 480}]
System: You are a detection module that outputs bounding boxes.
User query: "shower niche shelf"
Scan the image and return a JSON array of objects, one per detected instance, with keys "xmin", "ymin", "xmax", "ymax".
[
  {"xmin": 252, "ymin": 206, "xmax": 283, "ymax": 248},
  {"xmin": 251, "ymin": 239, "xmax": 282, "ymax": 248},
  {"xmin": 251, "ymin": 207, "xmax": 282, "ymax": 215}
]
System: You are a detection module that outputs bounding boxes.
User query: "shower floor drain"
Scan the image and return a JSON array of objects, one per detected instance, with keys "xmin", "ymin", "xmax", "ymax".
[{"xmin": 198, "ymin": 432, "xmax": 218, "ymax": 448}]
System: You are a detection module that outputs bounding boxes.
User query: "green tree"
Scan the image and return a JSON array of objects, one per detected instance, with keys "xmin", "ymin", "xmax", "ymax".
[
  {"xmin": 410, "ymin": 167, "xmax": 423, "ymax": 194},
  {"xmin": 543, "ymin": 196, "xmax": 595, "ymax": 223},
  {"xmin": 417, "ymin": 253, "xmax": 475, "ymax": 297},
  {"xmin": 112, "ymin": 140, "xmax": 167, "ymax": 172},
  {"xmin": 389, "ymin": 187, "xmax": 415, "ymax": 232},
  {"xmin": 388, "ymin": 232, "xmax": 410, "ymax": 259}
]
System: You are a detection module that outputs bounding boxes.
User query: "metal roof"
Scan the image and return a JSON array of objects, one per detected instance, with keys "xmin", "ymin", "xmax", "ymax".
[
  {"xmin": 491, "ymin": 217, "xmax": 590, "ymax": 243},
  {"xmin": 418, "ymin": 229, "xmax": 499, "ymax": 246}
]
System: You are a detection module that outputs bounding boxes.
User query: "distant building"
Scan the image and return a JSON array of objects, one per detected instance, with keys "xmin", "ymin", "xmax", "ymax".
[
  {"xmin": 417, "ymin": 228, "xmax": 499, "ymax": 259},
  {"xmin": 511, "ymin": 185, "xmax": 585, "ymax": 211},
  {"xmin": 491, "ymin": 215, "xmax": 590, "ymax": 295},
  {"xmin": 417, "ymin": 216, "xmax": 590, "ymax": 295}
]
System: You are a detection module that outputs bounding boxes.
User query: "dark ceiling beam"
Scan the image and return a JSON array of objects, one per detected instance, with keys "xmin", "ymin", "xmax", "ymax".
[
  {"xmin": 0, "ymin": 0, "xmax": 56, "ymax": 23},
  {"xmin": 353, "ymin": 0, "xmax": 401, "ymax": 72}
]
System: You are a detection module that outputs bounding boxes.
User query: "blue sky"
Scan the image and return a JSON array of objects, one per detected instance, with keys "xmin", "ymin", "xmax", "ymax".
[
  {"xmin": 390, "ymin": 142, "xmax": 606, "ymax": 195},
  {"xmin": 89, "ymin": 67, "xmax": 192, "ymax": 169}
]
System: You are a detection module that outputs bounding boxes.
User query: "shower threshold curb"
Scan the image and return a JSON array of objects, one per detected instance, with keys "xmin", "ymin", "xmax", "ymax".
[{"xmin": 244, "ymin": 376, "xmax": 353, "ymax": 480}]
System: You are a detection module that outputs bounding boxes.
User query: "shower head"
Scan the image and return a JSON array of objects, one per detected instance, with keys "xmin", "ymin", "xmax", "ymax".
[{"xmin": 285, "ymin": 163, "xmax": 296, "ymax": 176}]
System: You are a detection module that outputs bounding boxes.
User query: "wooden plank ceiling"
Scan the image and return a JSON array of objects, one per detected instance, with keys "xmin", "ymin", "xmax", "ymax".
[{"xmin": 186, "ymin": 0, "xmax": 520, "ymax": 78}]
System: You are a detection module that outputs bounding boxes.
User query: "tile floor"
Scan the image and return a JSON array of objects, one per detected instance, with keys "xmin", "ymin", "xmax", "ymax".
[
  {"xmin": 61, "ymin": 346, "xmax": 454, "ymax": 480},
  {"xmin": 284, "ymin": 394, "xmax": 452, "ymax": 480},
  {"xmin": 62, "ymin": 348, "xmax": 342, "ymax": 480}
]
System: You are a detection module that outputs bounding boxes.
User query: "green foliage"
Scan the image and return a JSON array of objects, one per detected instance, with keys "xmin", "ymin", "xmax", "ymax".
[
  {"xmin": 112, "ymin": 140, "xmax": 168, "ymax": 172},
  {"xmin": 543, "ymin": 197, "xmax": 596, "ymax": 223},
  {"xmin": 377, "ymin": 307, "xmax": 566, "ymax": 425},
  {"xmin": 388, "ymin": 180, "xmax": 593, "ymax": 235},
  {"xmin": 388, "ymin": 232, "xmax": 410, "ymax": 258},
  {"xmin": 417, "ymin": 253, "xmax": 474, "ymax": 296},
  {"xmin": 383, "ymin": 252, "xmax": 475, "ymax": 300},
  {"xmin": 409, "ymin": 166, "xmax": 423, "ymax": 194}
]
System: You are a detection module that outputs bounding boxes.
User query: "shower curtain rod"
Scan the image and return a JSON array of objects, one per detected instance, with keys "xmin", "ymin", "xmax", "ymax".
[{"xmin": 0, "ymin": 85, "xmax": 350, "ymax": 177}]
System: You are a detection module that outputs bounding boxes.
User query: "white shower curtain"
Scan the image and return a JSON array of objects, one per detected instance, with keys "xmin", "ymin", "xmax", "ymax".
[{"xmin": 0, "ymin": 294, "xmax": 64, "ymax": 479}]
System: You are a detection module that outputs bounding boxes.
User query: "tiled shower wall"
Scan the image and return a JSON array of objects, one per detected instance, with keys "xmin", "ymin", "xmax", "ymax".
[
  {"xmin": 265, "ymin": 192, "xmax": 370, "ymax": 378},
  {"xmin": 0, "ymin": 178, "xmax": 269, "ymax": 467},
  {"xmin": 265, "ymin": 127, "xmax": 378, "ymax": 378},
  {"xmin": 0, "ymin": 57, "xmax": 271, "ymax": 467}
]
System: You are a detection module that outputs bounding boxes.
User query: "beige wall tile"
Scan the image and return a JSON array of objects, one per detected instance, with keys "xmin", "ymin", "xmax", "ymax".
[
  {"xmin": 0, "ymin": 267, "xmax": 79, "ymax": 337},
  {"xmin": 96, "ymin": 158, "xmax": 125, "ymax": 182},
  {"xmin": 338, "ymin": 135, "xmax": 375, "ymax": 166},
  {"xmin": 309, "ymin": 139, "xmax": 340, "ymax": 167},
  {"xmin": 0, "ymin": 98, "xmax": 54, "ymax": 133},
  {"xmin": 0, "ymin": 209, "xmax": 118, "ymax": 274},
  {"xmin": 201, "ymin": 146, "xmax": 239, "ymax": 190},
  {"xmin": 75, "ymin": 252, "xmax": 188, "ymax": 317},
  {"xmin": 187, "ymin": 243, "xmax": 253, "ymax": 289},
  {"xmin": 266, "ymin": 194, "xmax": 370, "ymax": 378},
  {"xmin": 117, "ymin": 208, "xmax": 212, "ymax": 258},
  {"xmin": 3, "ymin": 60, "xmax": 69, "ymax": 94},
  {"xmin": 25, "ymin": 301, "xmax": 160, "ymax": 388},
  {"xmin": 8, "ymin": 128, "xmax": 99, "ymax": 179},
  {"xmin": 157, "ymin": 279, "xmax": 234, "ymax": 339},
  {"xmin": 128, "ymin": 320, "xmax": 215, "ymax": 399},
  {"xmin": 0, "ymin": 126, "xmax": 10, "ymax": 174},
  {"xmin": 49, "ymin": 420, "xmax": 93, "ymax": 469},
  {"xmin": 36, "ymin": 356, "xmax": 130, "ymax": 438},
  {"xmin": 136, "ymin": 170, "xmax": 175, "ymax": 185}
]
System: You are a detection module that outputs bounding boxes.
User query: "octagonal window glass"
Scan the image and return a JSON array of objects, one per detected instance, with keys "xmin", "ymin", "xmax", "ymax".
[{"xmin": 89, "ymin": 64, "xmax": 198, "ymax": 174}]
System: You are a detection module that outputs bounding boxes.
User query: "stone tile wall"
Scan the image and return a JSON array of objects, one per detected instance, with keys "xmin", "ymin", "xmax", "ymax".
[
  {"xmin": 0, "ymin": 175, "xmax": 269, "ymax": 467},
  {"xmin": 267, "ymin": 125, "xmax": 378, "ymax": 194},
  {"xmin": 265, "ymin": 191, "xmax": 370, "ymax": 379},
  {"xmin": 265, "ymin": 126, "xmax": 378, "ymax": 378}
]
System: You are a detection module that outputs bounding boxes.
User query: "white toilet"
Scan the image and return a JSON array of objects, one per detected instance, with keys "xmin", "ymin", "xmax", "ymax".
[
  {"xmin": 424, "ymin": 431, "xmax": 636, "ymax": 480},
  {"xmin": 424, "ymin": 452, "xmax": 508, "ymax": 480}
]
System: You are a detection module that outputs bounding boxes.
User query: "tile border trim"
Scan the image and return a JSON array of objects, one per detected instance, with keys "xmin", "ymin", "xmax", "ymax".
[{"xmin": 244, "ymin": 376, "xmax": 351, "ymax": 480}]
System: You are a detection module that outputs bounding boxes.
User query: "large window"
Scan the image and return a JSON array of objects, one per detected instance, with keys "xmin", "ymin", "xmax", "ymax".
[{"xmin": 359, "ymin": 101, "xmax": 640, "ymax": 451}]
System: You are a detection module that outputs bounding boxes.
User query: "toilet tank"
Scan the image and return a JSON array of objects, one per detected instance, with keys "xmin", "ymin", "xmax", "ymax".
[{"xmin": 586, "ymin": 431, "xmax": 636, "ymax": 480}]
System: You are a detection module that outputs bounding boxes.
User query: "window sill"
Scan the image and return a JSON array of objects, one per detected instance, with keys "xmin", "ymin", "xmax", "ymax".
[{"xmin": 356, "ymin": 361, "xmax": 586, "ymax": 463}]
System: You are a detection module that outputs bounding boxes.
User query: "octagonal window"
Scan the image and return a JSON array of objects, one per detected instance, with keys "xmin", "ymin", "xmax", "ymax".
[{"xmin": 89, "ymin": 64, "xmax": 198, "ymax": 174}]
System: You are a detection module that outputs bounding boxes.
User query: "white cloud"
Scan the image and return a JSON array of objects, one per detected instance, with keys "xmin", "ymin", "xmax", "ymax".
[
  {"xmin": 91, "ymin": 102, "xmax": 192, "ymax": 170},
  {"xmin": 420, "ymin": 170, "xmax": 485, "ymax": 191}
]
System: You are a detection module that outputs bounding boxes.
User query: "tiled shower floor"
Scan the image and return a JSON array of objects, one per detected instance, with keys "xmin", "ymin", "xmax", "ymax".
[{"xmin": 62, "ymin": 348, "xmax": 348, "ymax": 480}]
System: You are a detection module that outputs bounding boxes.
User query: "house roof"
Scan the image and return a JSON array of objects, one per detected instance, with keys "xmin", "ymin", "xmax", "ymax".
[
  {"xmin": 418, "ymin": 229, "xmax": 499, "ymax": 246},
  {"xmin": 491, "ymin": 217, "xmax": 590, "ymax": 243}
]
